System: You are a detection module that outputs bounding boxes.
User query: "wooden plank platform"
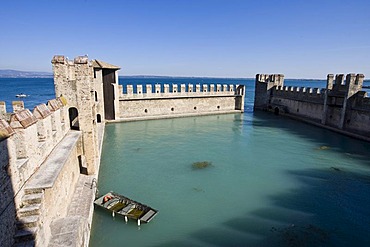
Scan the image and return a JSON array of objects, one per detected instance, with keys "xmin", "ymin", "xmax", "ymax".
[{"xmin": 94, "ymin": 191, "xmax": 158, "ymax": 224}]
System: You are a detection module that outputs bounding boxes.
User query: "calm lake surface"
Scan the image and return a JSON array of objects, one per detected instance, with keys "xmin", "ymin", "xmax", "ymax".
[
  {"xmin": 0, "ymin": 77, "xmax": 369, "ymax": 246},
  {"xmin": 89, "ymin": 78, "xmax": 370, "ymax": 247}
]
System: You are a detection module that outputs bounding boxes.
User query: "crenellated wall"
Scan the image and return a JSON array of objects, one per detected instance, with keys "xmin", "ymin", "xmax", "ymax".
[
  {"xmin": 7, "ymin": 99, "xmax": 69, "ymax": 197},
  {"xmin": 0, "ymin": 97, "xmax": 72, "ymax": 246},
  {"xmin": 1, "ymin": 54, "xmax": 246, "ymax": 246},
  {"xmin": 340, "ymin": 91, "xmax": 370, "ymax": 135},
  {"xmin": 51, "ymin": 55, "xmax": 245, "ymax": 123},
  {"xmin": 52, "ymin": 56, "xmax": 105, "ymax": 175},
  {"xmin": 254, "ymin": 73, "xmax": 370, "ymax": 140},
  {"xmin": 1, "ymin": 54, "xmax": 122, "ymax": 246},
  {"xmin": 0, "ymin": 119, "xmax": 16, "ymax": 247},
  {"xmin": 117, "ymin": 83, "xmax": 245, "ymax": 120},
  {"xmin": 254, "ymin": 74, "xmax": 284, "ymax": 110},
  {"xmin": 273, "ymin": 86, "xmax": 325, "ymax": 103}
]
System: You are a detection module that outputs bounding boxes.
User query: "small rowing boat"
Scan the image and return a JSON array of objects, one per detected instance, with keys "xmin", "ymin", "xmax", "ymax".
[{"xmin": 94, "ymin": 191, "xmax": 158, "ymax": 225}]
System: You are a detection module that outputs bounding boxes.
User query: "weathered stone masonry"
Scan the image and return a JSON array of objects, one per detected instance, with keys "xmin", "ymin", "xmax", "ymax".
[
  {"xmin": 117, "ymin": 83, "xmax": 245, "ymax": 120},
  {"xmin": 254, "ymin": 73, "xmax": 370, "ymax": 140},
  {"xmin": 0, "ymin": 55, "xmax": 246, "ymax": 247},
  {"xmin": 0, "ymin": 98, "xmax": 78, "ymax": 246},
  {"xmin": 0, "ymin": 55, "xmax": 113, "ymax": 246}
]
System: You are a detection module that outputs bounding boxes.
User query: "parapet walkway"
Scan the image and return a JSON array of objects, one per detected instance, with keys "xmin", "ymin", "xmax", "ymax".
[
  {"xmin": 48, "ymin": 123, "xmax": 105, "ymax": 247},
  {"xmin": 16, "ymin": 122, "xmax": 105, "ymax": 246},
  {"xmin": 48, "ymin": 175, "xmax": 96, "ymax": 247},
  {"xmin": 25, "ymin": 131, "xmax": 81, "ymax": 190},
  {"xmin": 15, "ymin": 131, "xmax": 82, "ymax": 246}
]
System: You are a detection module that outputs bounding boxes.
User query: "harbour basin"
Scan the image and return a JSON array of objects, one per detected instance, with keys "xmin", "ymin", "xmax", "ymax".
[{"xmin": 90, "ymin": 112, "xmax": 370, "ymax": 247}]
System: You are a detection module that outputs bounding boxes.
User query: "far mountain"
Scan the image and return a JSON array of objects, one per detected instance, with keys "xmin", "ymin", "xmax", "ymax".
[{"xmin": 0, "ymin": 69, "xmax": 53, "ymax": 78}]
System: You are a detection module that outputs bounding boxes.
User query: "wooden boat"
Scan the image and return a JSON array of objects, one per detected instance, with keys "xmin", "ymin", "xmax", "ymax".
[{"xmin": 94, "ymin": 191, "xmax": 158, "ymax": 224}]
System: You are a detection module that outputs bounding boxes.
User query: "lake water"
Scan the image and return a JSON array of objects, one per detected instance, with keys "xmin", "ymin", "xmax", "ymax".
[
  {"xmin": 0, "ymin": 77, "xmax": 369, "ymax": 246},
  {"xmin": 89, "ymin": 78, "xmax": 370, "ymax": 247},
  {"xmin": 0, "ymin": 78, "xmax": 55, "ymax": 112}
]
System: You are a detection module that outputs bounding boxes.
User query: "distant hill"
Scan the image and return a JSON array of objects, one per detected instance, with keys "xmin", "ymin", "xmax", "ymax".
[{"xmin": 0, "ymin": 69, "xmax": 52, "ymax": 78}]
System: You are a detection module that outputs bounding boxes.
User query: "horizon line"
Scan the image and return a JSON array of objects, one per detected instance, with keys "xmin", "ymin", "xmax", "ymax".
[
  {"xmin": 120, "ymin": 74, "xmax": 328, "ymax": 80},
  {"xmin": 2, "ymin": 69, "xmax": 366, "ymax": 81}
]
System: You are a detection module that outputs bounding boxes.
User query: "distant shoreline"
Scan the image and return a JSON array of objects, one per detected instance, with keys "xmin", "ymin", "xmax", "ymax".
[
  {"xmin": 1, "ymin": 70, "xmax": 368, "ymax": 82},
  {"xmin": 0, "ymin": 76, "xmax": 53, "ymax": 78},
  {"xmin": 0, "ymin": 69, "xmax": 53, "ymax": 78}
]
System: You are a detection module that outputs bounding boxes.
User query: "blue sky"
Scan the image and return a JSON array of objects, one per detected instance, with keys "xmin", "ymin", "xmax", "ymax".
[{"xmin": 1, "ymin": 0, "xmax": 369, "ymax": 78}]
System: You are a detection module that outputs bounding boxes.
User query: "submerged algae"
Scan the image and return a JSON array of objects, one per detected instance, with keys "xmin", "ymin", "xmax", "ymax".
[{"xmin": 192, "ymin": 161, "xmax": 213, "ymax": 170}]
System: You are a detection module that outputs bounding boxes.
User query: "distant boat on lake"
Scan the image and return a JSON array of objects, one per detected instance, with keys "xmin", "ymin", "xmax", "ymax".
[{"xmin": 15, "ymin": 93, "xmax": 27, "ymax": 98}]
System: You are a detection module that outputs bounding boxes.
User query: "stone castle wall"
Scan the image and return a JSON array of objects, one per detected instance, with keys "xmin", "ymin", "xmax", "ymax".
[
  {"xmin": 52, "ymin": 56, "xmax": 101, "ymax": 175},
  {"xmin": 35, "ymin": 132, "xmax": 81, "ymax": 246},
  {"xmin": 51, "ymin": 55, "xmax": 246, "ymax": 123},
  {"xmin": 342, "ymin": 92, "xmax": 370, "ymax": 135},
  {"xmin": 0, "ymin": 123, "xmax": 16, "ymax": 247},
  {"xmin": 0, "ymin": 98, "xmax": 76, "ymax": 246},
  {"xmin": 0, "ymin": 54, "xmax": 246, "ymax": 246},
  {"xmin": 116, "ymin": 84, "xmax": 245, "ymax": 120},
  {"xmin": 254, "ymin": 73, "xmax": 370, "ymax": 140},
  {"xmin": 270, "ymin": 86, "xmax": 326, "ymax": 121}
]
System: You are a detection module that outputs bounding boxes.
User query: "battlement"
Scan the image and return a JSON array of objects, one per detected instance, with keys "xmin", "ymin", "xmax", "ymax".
[
  {"xmin": 255, "ymin": 73, "xmax": 366, "ymax": 109},
  {"xmin": 254, "ymin": 72, "xmax": 370, "ymax": 140},
  {"xmin": 0, "ymin": 96, "xmax": 70, "ymax": 204},
  {"xmin": 51, "ymin": 55, "xmax": 95, "ymax": 105},
  {"xmin": 326, "ymin": 73, "xmax": 365, "ymax": 97},
  {"xmin": 120, "ymin": 83, "xmax": 241, "ymax": 99},
  {"xmin": 51, "ymin": 55, "xmax": 245, "ymax": 123},
  {"xmin": 254, "ymin": 74, "xmax": 284, "ymax": 110},
  {"xmin": 256, "ymin": 74, "xmax": 285, "ymax": 84},
  {"xmin": 117, "ymin": 83, "xmax": 245, "ymax": 120},
  {"xmin": 0, "ymin": 119, "xmax": 15, "ymax": 141},
  {"xmin": 273, "ymin": 86, "xmax": 326, "ymax": 103},
  {"xmin": 275, "ymin": 85, "xmax": 324, "ymax": 94},
  {"xmin": 1, "ymin": 96, "xmax": 68, "ymax": 145},
  {"xmin": 51, "ymin": 55, "xmax": 89, "ymax": 65}
]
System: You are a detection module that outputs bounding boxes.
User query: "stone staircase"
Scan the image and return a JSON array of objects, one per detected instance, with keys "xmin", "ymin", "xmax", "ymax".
[
  {"xmin": 14, "ymin": 188, "xmax": 44, "ymax": 246},
  {"xmin": 12, "ymin": 131, "xmax": 83, "ymax": 246}
]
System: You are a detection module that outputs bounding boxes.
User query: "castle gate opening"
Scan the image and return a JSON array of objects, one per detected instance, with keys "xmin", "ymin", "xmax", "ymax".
[
  {"xmin": 103, "ymin": 69, "xmax": 116, "ymax": 120},
  {"xmin": 69, "ymin": 107, "xmax": 79, "ymax": 130}
]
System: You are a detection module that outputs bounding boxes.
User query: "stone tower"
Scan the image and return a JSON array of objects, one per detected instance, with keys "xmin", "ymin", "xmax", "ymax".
[
  {"xmin": 254, "ymin": 74, "xmax": 284, "ymax": 110},
  {"xmin": 51, "ymin": 56, "xmax": 99, "ymax": 174},
  {"xmin": 322, "ymin": 73, "xmax": 365, "ymax": 128},
  {"xmin": 51, "ymin": 55, "xmax": 120, "ymax": 174}
]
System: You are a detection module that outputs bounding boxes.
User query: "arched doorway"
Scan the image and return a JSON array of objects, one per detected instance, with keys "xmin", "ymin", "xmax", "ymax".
[{"xmin": 69, "ymin": 107, "xmax": 80, "ymax": 130}]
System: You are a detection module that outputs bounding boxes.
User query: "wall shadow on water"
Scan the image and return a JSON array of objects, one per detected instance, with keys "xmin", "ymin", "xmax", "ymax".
[
  {"xmin": 220, "ymin": 168, "xmax": 370, "ymax": 247},
  {"xmin": 152, "ymin": 112, "xmax": 370, "ymax": 247},
  {"xmin": 152, "ymin": 167, "xmax": 370, "ymax": 247},
  {"xmin": 251, "ymin": 111, "xmax": 370, "ymax": 167}
]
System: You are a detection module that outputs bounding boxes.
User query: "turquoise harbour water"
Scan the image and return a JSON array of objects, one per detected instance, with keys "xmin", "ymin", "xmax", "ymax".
[
  {"xmin": 89, "ymin": 79, "xmax": 370, "ymax": 247},
  {"xmin": 0, "ymin": 77, "xmax": 369, "ymax": 246}
]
